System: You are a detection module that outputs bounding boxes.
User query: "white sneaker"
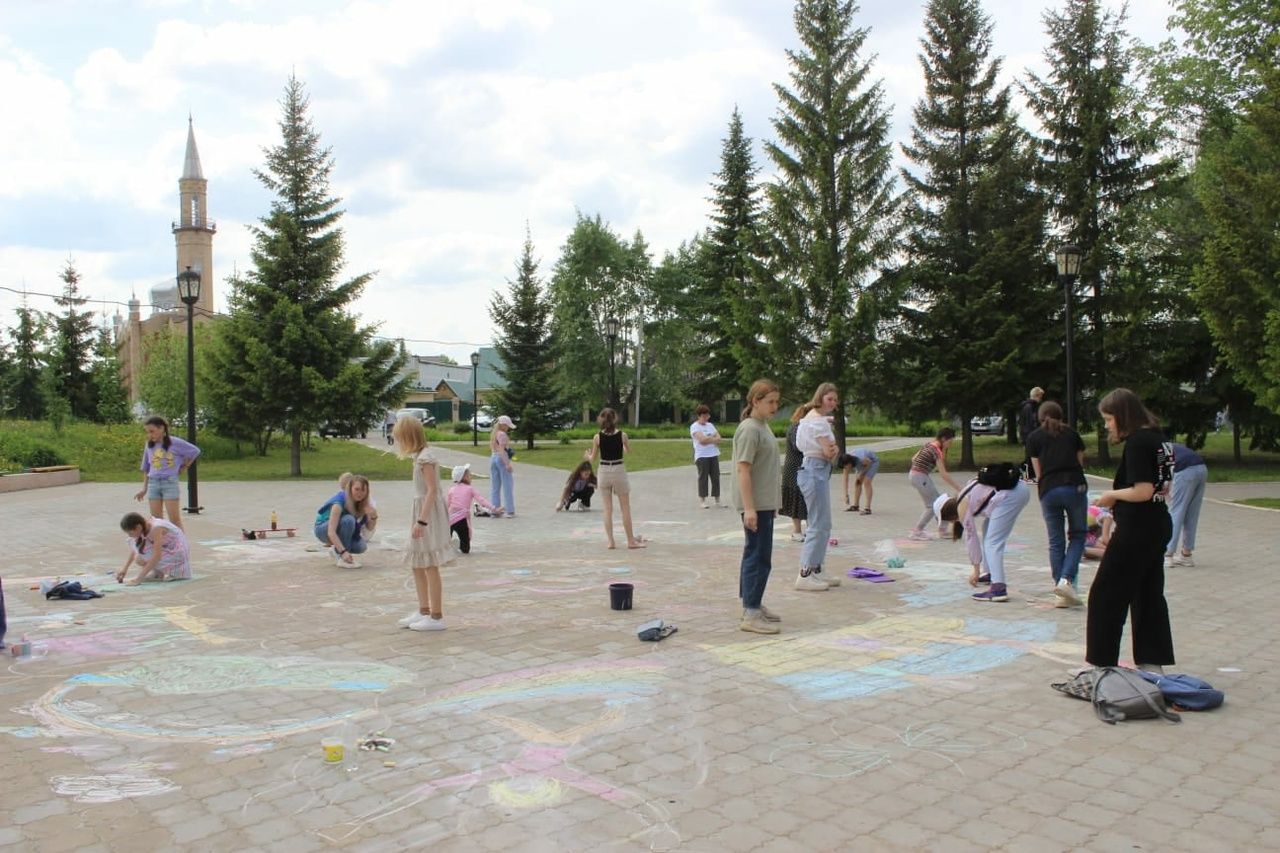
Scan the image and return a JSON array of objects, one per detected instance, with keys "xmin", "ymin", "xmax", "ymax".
[
  {"xmin": 398, "ymin": 612, "xmax": 425, "ymax": 628},
  {"xmin": 814, "ymin": 569, "xmax": 841, "ymax": 587},
  {"xmin": 794, "ymin": 573, "xmax": 829, "ymax": 591},
  {"xmin": 700, "ymin": 498, "xmax": 711, "ymax": 509},
  {"xmin": 409, "ymin": 616, "xmax": 446, "ymax": 631},
  {"xmin": 908, "ymin": 530, "xmax": 932, "ymax": 542},
  {"xmin": 1053, "ymin": 579, "xmax": 1082, "ymax": 607},
  {"xmin": 789, "ymin": 532, "xmax": 806, "ymax": 543},
  {"xmin": 1163, "ymin": 555, "xmax": 1175, "ymax": 570},
  {"xmin": 1174, "ymin": 553, "xmax": 1195, "ymax": 567}
]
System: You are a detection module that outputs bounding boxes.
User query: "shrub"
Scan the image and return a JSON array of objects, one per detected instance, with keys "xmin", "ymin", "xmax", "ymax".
[{"xmin": 0, "ymin": 432, "xmax": 67, "ymax": 468}]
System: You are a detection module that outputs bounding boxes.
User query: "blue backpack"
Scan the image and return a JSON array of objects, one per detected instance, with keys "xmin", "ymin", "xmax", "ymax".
[{"xmin": 1136, "ymin": 671, "xmax": 1225, "ymax": 711}]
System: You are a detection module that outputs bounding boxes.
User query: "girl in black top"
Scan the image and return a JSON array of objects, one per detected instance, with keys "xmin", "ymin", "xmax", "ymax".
[
  {"xmin": 585, "ymin": 408, "xmax": 646, "ymax": 549},
  {"xmin": 1026, "ymin": 400, "xmax": 1088, "ymax": 607},
  {"xmin": 1087, "ymin": 388, "xmax": 1176, "ymax": 671}
]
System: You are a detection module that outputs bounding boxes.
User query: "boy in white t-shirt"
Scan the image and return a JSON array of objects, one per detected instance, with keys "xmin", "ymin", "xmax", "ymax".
[{"xmin": 689, "ymin": 404, "xmax": 723, "ymax": 508}]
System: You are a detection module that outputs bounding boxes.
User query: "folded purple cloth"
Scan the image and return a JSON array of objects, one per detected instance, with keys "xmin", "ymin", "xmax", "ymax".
[{"xmin": 847, "ymin": 567, "xmax": 894, "ymax": 582}]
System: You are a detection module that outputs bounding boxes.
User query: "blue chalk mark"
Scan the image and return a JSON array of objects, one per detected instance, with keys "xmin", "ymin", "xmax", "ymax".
[
  {"xmin": 964, "ymin": 617, "xmax": 1056, "ymax": 643},
  {"xmin": 776, "ymin": 669, "xmax": 908, "ymax": 700},
  {"xmin": 329, "ymin": 681, "xmax": 389, "ymax": 691},
  {"xmin": 68, "ymin": 674, "xmax": 126, "ymax": 685}
]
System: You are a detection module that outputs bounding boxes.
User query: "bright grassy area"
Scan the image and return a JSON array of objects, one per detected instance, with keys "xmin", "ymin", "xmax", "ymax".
[
  {"xmin": 1236, "ymin": 498, "xmax": 1280, "ymax": 510},
  {"xmin": 5, "ymin": 420, "xmax": 1280, "ymax": 483}
]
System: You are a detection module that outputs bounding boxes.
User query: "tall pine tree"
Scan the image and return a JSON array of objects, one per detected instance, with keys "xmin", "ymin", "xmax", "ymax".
[
  {"xmin": 47, "ymin": 261, "xmax": 98, "ymax": 420},
  {"xmin": 90, "ymin": 323, "xmax": 131, "ymax": 423},
  {"xmin": 697, "ymin": 107, "xmax": 769, "ymax": 401},
  {"xmin": 765, "ymin": 0, "xmax": 900, "ymax": 443},
  {"xmin": 886, "ymin": 0, "xmax": 1051, "ymax": 466},
  {"xmin": 203, "ymin": 76, "xmax": 406, "ymax": 472},
  {"xmin": 1023, "ymin": 0, "xmax": 1165, "ymax": 461},
  {"xmin": 488, "ymin": 230, "xmax": 559, "ymax": 448},
  {"xmin": 5, "ymin": 302, "xmax": 45, "ymax": 419}
]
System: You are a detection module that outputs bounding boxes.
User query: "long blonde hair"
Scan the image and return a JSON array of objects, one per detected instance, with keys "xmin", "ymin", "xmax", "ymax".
[
  {"xmin": 393, "ymin": 415, "xmax": 427, "ymax": 458},
  {"xmin": 741, "ymin": 379, "xmax": 780, "ymax": 420},
  {"xmin": 807, "ymin": 382, "xmax": 839, "ymax": 410},
  {"xmin": 345, "ymin": 474, "xmax": 371, "ymax": 516}
]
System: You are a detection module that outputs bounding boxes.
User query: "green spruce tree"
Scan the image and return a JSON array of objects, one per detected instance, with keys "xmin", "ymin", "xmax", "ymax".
[
  {"xmin": 1023, "ymin": 0, "xmax": 1166, "ymax": 461},
  {"xmin": 46, "ymin": 261, "xmax": 98, "ymax": 420},
  {"xmin": 488, "ymin": 230, "xmax": 559, "ymax": 448},
  {"xmin": 90, "ymin": 324, "xmax": 131, "ymax": 423},
  {"xmin": 765, "ymin": 0, "xmax": 900, "ymax": 443},
  {"xmin": 886, "ymin": 0, "xmax": 1052, "ymax": 466},
  {"xmin": 6, "ymin": 302, "xmax": 46, "ymax": 419},
  {"xmin": 203, "ymin": 76, "xmax": 406, "ymax": 473},
  {"xmin": 698, "ymin": 107, "xmax": 769, "ymax": 400}
]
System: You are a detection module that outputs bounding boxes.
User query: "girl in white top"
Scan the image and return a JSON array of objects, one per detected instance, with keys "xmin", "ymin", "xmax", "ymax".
[
  {"xmin": 795, "ymin": 383, "xmax": 842, "ymax": 590},
  {"xmin": 689, "ymin": 404, "xmax": 722, "ymax": 508}
]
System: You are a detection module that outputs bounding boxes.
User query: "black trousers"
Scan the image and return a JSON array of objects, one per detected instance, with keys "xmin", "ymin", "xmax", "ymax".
[
  {"xmin": 696, "ymin": 457, "xmax": 720, "ymax": 499},
  {"xmin": 565, "ymin": 486, "xmax": 593, "ymax": 509},
  {"xmin": 1086, "ymin": 508, "xmax": 1175, "ymax": 667},
  {"xmin": 450, "ymin": 519, "xmax": 471, "ymax": 554}
]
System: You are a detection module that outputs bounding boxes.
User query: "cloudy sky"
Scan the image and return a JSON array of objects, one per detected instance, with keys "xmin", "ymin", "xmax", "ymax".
[{"xmin": 0, "ymin": 0, "xmax": 1175, "ymax": 363}]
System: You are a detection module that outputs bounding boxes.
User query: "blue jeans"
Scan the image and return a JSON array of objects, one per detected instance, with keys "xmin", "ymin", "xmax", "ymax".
[
  {"xmin": 1040, "ymin": 484, "xmax": 1088, "ymax": 584},
  {"xmin": 798, "ymin": 458, "xmax": 833, "ymax": 571},
  {"xmin": 739, "ymin": 510, "xmax": 775, "ymax": 609},
  {"xmin": 313, "ymin": 515, "xmax": 367, "ymax": 555},
  {"xmin": 983, "ymin": 480, "xmax": 1031, "ymax": 585},
  {"xmin": 490, "ymin": 453, "xmax": 515, "ymax": 514},
  {"xmin": 1167, "ymin": 464, "xmax": 1207, "ymax": 554}
]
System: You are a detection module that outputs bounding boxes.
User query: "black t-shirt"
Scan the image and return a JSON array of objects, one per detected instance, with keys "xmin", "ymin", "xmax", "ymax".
[
  {"xmin": 1026, "ymin": 426, "xmax": 1086, "ymax": 498},
  {"xmin": 1112, "ymin": 427, "xmax": 1173, "ymax": 521}
]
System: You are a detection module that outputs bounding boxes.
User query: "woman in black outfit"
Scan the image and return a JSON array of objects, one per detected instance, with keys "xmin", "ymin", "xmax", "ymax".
[
  {"xmin": 779, "ymin": 404, "xmax": 811, "ymax": 543},
  {"xmin": 1088, "ymin": 389, "xmax": 1176, "ymax": 672}
]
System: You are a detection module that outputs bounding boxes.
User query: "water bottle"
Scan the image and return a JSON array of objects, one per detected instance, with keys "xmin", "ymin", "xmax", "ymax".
[{"xmin": 270, "ymin": 510, "xmax": 278, "ymax": 531}]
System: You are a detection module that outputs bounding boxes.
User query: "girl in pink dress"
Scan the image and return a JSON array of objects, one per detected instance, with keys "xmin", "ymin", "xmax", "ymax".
[{"xmin": 116, "ymin": 512, "xmax": 191, "ymax": 584}]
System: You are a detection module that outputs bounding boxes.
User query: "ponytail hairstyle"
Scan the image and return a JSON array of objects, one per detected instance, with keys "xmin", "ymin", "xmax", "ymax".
[
  {"xmin": 741, "ymin": 379, "xmax": 780, "ymax": 421},
  {"xmin": 1098, "ymin": 388, "xmax": 1159, "ymax": 442},
  {"xmin": 789, "ymin": 402, "xmax": 814, "ymax": 424},
  {"xmin": 1037, "ymin": 400, "xmax": 1066, "ymax": 437},
  {"xmin": 598, "ymin": 407, "xmax": 618, "ymax": 433},
  {"xmin": 144, "ymin": 415, "xmax": 172, "ymax": 450}
]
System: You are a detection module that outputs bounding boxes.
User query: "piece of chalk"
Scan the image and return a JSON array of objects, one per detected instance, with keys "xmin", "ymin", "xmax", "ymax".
[{"xmin": 382, "ymin": 760, "xmax": 397, "ymax": 768}]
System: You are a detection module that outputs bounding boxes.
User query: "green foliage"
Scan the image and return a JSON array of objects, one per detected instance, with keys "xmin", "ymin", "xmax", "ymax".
[
  {"xmin": 201, "ymin": 75, "xmax": 407, "ymax": 474},
  {"xmin": 1193, "ymin": 56, "xmax": 1280, "ymax": 413},
  {"xmin": 4, "ymin": 303, "xmax": 45, "ymax": 419},
  {"xmin": 488, "ymin": 231, "xmax": 561, "ymax": 448},
  {"xmin": 138, "ymin": 322, "xmax": 214, "ymax": 422},
  {"xmin": 764, "ymin": 0, "xmax": 901, "ymax": 443},
  {"xmin": 0, "ymin": 432, "xmax": 66, "ymax": 468},
  {"xmin": 90, "ymin": 325, "xmax": 131, "ymax": 424},
  {"xmin": 884, "ymin": 0, "xmax": 1053, "ymax": 466},
  {"xmin": 45, "ymin": 262, "xmax": 98, "ymax": 420}
]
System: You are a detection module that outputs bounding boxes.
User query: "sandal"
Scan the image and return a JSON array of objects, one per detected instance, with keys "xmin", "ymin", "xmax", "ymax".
[
  {"xmin": 860, "ymin": 508, "xmax": 872, "ymax": 515},
  {"xmin": 846, "ymin": 504, "xmax": 859, "ymax": 512}
]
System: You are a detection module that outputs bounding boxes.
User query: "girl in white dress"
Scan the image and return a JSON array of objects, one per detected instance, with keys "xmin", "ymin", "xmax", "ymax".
[{"xmin": 393, "ymin": 415, "xmax": 454, "ymax": 631}]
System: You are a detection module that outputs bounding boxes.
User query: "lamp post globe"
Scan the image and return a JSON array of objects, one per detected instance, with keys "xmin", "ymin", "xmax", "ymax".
[
  {"xmin": 176, "ymin": 265, "xmax": 202, "ymax": 515},
  {"xmin": 605, "ymin": 316, "xmax": 620, "ymax": 412}
]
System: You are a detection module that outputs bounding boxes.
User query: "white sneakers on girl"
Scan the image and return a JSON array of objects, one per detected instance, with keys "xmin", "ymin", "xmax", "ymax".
[{"xmin": 409, "ymin": 616, "xmax": 446, "ymax": 631}]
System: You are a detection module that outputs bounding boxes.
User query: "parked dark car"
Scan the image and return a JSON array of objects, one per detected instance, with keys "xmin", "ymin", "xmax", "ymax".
[{"xmin": 319, "ymin": 421, "xmax": 368, "ymax": 439}]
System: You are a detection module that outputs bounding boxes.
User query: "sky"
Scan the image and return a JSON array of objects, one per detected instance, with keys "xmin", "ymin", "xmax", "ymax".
[{"xmin": 0, "ymin": 0, "xmax": 1177, "ymax": 364}]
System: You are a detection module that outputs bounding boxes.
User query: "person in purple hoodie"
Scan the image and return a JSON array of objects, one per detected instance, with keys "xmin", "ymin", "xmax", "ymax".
[{"xmin": 135, "ymin": 416, "xmax": 201, "ymax": 532}]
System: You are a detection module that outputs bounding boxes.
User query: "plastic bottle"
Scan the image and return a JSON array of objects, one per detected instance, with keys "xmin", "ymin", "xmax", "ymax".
[{"xmin": 270, "ymin": 510, "xmax": 278, "ymax": 531}]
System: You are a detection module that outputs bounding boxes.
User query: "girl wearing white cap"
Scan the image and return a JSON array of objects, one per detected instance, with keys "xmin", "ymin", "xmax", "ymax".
[
  {"xmin": 936, "ymin": 476, "xmax": 1030, "ymax": 602},
  {"xmin": 446, "ymin": 464, "xmax": 503, "ymax": 553},
  {"xmin": 489, "ymin": 415, "xmax": 517, "ymax": 517}
]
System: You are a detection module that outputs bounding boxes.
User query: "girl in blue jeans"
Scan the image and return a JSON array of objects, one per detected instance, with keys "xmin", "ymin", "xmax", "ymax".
[
  {"xmin": 1026, "ymin": 400, "xmax": 1088, "ymax": 607},
  {"xmin": 795, "ymin": 382, "xmax": 842, "ymax": 590}
]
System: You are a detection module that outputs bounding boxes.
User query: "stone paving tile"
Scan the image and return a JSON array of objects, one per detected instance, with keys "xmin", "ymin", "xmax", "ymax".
[{"xmin": 2, "ymin": 450, "xmax": 1278, "ymax": 850}]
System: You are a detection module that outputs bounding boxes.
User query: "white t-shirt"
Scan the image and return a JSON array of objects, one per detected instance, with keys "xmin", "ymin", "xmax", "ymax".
[
  {"xmin": 796, "ymin": 416, "xmax": 835, "ymax": 458},
  {"xmin": 689, "ymin": 421, "xmax": 720, "ymax": 460}
]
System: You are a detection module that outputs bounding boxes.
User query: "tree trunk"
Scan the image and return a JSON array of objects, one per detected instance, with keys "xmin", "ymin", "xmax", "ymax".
[
  {"xmin": 291, "ymin": 427, "xmax": 302, "ymax": 477},
  {"xmin": 960, "ymin": 419, "xmax": 976, "ymax": 469},
  {"xmin": 1233, "ymin": 421, "xmax": 1242, "ymax": 464}
]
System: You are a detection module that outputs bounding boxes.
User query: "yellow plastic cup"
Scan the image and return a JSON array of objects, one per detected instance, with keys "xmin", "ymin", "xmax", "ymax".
[{"xmin": 321, "ymin": 739, "xmax": 344, "ymax": 764}]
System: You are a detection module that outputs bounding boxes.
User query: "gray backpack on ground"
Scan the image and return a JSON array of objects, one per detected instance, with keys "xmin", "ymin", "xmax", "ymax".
[{"xmin": 1052, "ymin": 666, "xmax": 1182, "ymax": 724}]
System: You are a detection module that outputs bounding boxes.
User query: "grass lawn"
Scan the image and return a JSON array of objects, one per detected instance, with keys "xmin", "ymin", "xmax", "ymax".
[
  {"xmin": 5, "ymin": 419, "xmax": 1280, "ymax": 483},
  {"xmin": 1236, "ymin": 498, "xmax": 1280, "ymax": 510}
]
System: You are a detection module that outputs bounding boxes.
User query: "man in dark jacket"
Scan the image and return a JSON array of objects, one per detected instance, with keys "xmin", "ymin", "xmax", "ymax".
[{"xmin": 1019, "ymin": 387, "xmax": 1044, "ymax": 480}]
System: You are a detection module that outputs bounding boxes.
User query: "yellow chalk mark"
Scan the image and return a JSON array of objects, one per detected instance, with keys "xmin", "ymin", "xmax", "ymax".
[
  {"xmin": 489, "ymin": 777, "xmax": 564, "ymax": 808},
  {"xmin": 159, "ymin": 606, "xmax": 235, "ymax": 645}
]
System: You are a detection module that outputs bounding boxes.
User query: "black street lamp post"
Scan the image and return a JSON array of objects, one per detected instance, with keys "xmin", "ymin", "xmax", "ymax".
[
  {"xmin": 1055, "ymin": 244, "xmax": 1083, "ymax": 431},
  {"xmin": 605, "ymin": 316, "xmax": 620, "ymax": 411},
  {"xmin": 176, "ymin": 265, "xmax": 202, "ymax": 515},
  {"xmin": 470, "ymin": 351, "xmax": 481, "ymax": 447}
]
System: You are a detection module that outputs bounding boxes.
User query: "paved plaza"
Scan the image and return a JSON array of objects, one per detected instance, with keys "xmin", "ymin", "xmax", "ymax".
[{"xmin": 2, "ymin": 439, "xmax": 1278, "ymax": 852}]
